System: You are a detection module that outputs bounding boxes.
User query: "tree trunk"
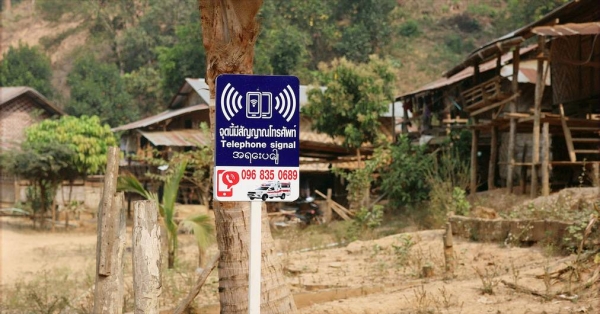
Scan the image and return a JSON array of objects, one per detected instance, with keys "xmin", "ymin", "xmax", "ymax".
[
  {"xmin": 3, "ymin": 0, "xmax": 11, "ymax": 12},
  {"xmin": 198, "ymin": 0, "xmax": 297, "ymax": 312},
  {"xmin": 40, "ymin": 181, "xmax": 47, "ymax": 229},
  {"xmin": 215, "ymin": 202, "xmax": 296, "ymax": 313}
]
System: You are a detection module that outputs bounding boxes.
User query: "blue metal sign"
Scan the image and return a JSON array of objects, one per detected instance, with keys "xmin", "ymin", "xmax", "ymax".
[{"xmin": 214, "ymin": 74, "xmax": 300, "ymax": 201}]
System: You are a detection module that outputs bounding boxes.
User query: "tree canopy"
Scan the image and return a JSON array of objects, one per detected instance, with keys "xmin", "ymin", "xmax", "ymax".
[
  {"xmin": 157, "ymin": 22, "xmax": 206, "ymax": 102},
  {"xmin": 0, "ymin": 43, "xmax": 55, "ymax": 97},
  {"xmin": 25, "ymin": 115, "xmax": 118, "ymax": 176},
  {"xmin": 66, "ymin": 54, "xmax": 137, "ymax": 127},
  {"xmin": 1, "ymin": 142, "xmax": 76, "ymax": 224},
  {"xmin": 302, "ymin": 56, "xmax": 397, "ymax": 149}
]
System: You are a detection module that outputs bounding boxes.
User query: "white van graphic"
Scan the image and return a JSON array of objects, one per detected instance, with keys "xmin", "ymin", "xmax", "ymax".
[{"xmin": 247, "ymin": 181, "xmax": 291, "ymax": 201}]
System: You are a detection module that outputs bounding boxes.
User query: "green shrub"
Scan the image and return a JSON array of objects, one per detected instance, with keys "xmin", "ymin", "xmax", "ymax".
[
  {"xmin": 380, "ymin": 135, "xmax": 432, "ymax": 209},
  {"xmin": 452, "ymin": 187, "xmax": 470, "ymax": 216},
  {"xmin": 354, "ymin": 205, "xmax": 384, "ymax": 230},
  {"xmin": 35, "ymin": 0, "xmax": 73, "ymax": 22},
  {"xmin": 399, "ymin": 20, "xmax": 420, "ymax": 37}
]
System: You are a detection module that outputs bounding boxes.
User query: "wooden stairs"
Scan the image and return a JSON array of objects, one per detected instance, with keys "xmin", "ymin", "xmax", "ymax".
[{"xmin": 559, "ymin": 104, "xmax": 600, "ymax": 162}]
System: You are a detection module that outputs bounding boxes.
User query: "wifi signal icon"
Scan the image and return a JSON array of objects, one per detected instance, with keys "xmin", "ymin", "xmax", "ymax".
[
  {"xmin": 220, "ymin": 83, "xmax": 243, "ymax": 121},
  {"xmin": 274, "ymin": 85, "xmax": 297, "ymax": 122}
]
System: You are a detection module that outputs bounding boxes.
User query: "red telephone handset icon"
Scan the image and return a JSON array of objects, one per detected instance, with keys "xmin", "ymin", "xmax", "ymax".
[{"xmin": 216, "ymin": 170, "xmax": 240, "ymax": 197}]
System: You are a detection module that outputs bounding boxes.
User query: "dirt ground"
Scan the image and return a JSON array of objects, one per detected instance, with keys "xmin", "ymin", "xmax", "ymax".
[{"xmin": 2, "ymin": 210, "xmax": 599, "ymax": 314}]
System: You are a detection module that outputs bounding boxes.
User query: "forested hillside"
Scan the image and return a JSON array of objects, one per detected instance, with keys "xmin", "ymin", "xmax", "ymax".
[{"xmin": 1, "ymin": 0, "xmax": 568, "ymax": 127}]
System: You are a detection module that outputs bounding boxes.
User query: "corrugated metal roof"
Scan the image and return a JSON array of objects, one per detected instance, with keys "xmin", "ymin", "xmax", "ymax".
[
  {"xmin": 0, "ymin": 86, "xmax": 64, "ymax": 115},
  {"xmin": 112, "ymin": 104, "xmax": 208, "ymax": 132},
  {"xmin": 444, "ymin": 0, "xmax": 600, "ymax": 77},
  {"xmin": 139, "ymin": 129, "xmax": 210, "ymax": 147},
  {"xmin": 185, "ymin": 78, "xmax": 211, "ymax": 105},
  {"xmin": 500, "ymin": 59, "xmax": 551, "ymax": 86},
  {"xmin": 533, "ymin": 22, "xmax": 600, "ymax": 36},
  {"xmin": 396, "ymin": 45, "xmax": 538, "ymax": 100}
]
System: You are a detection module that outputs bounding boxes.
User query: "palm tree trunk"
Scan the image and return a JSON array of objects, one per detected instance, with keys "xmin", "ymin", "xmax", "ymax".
[
  {"xmin": 214, "ymin": 202, "xmax": 296, "ymax": 313},
  {"xmin": 199, "ymin": 0, "xmax": 297, "ymax": 312}
]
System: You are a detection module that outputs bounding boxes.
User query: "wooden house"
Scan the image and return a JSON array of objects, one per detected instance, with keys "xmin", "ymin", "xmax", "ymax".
[
  {"xmin": 396, "ymin": 0, "xmax": 600, "ymax": 196},
  {"xmin": 0, "ymin": 86, "xmax": 64, "ymax": 206}
]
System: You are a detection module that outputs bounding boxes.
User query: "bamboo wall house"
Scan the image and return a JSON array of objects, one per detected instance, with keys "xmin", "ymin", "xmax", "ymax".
[{"xmin": 396, "ymin": 0, "xmax": 600, "ymax": 196}]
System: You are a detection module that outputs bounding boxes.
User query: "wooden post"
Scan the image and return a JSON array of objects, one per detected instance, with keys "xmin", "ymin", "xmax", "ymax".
[
  {"xmin": 51, "ymin": 198, "xmax": 56, "ymax": 232},
  {"xmin": 541, "ymin": 123, "xmax": 550, "ymax": 196},
  {"xmin": 470, "ymin": 119, "xmax": 479, "ymax": 194},
  {"xmin": 488, "ymin": 126, "xmax": 498, "ymax": 190},
  {"xmin": 592, "ymin": 163, "xmax": 600, "ymax": 188},
  {"xmin": 520, "ymin": 144, "xmax": 528, "ymax": 195},
  {"xmin": 325, "ymin": 188, "xmax": 333, "ymax": 223},
  {"xmin": 507, "ymin": 47, "xmax": 520, "ymax": 193},
  {"xmin": 443, "ymin": 222, "xmax": 454, "ymax": 278},
  {"xmin": 531, "ymin": 36, "xmax": 545, "ymax": 198},
  {"xmin": 559, "ymin": 104, "xmax": 577, "ymax": 162},
  {"xmin": 93, "ymin": 147, "xmax": 125, "ymax": 314},
  {"xmin": 13, "ymin": 176, "xmax": 19, "ymax": 204},
  {"xmin": 422, "ymin": 265, "xmax": 434, "ymax": 278},
  {"xmin": 133, "ymin": 200, "xmax": 162, "ymax": 314},
  {"xmin": 402, "ymin": 98, "xmax": 410, "ymax": 134}
]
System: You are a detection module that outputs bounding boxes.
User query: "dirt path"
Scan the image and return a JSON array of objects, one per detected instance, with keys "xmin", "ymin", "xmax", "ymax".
[
  {"xmin": 0, "ymin": 217, "xmax": 97, "ymax": 285},
  {"xmin": 284, "ymin": 230, "xmax": 598, "ymax": 314},
  {"xmin": 1, "ymin": 218, "xmax": 598, "ymax": 313}
]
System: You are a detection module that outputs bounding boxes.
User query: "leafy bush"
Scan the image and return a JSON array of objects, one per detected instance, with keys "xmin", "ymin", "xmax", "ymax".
[
  {"xmin": 399, "ymin": 20, "xmax": 420, "ymax": 37},
  {"xmin": 354, "ymin": 205, "xmax": 384, "ymax": 230},
  {"xmin": 446, "ymin": 12, "xmax": 481, "ymax": 33},
  {"xmin": 452, "ymin": 187, "xmax": 471, "ymax": 216},
  {"xmin": 1, "ymin": 143, "xmax": 76, "ymax": 227},
  {"xmin": 303, "ymin": 56, "xmax": 396, "ymax": 150},
  {"xmin": 444, "ymin": 34, "xmax": 475, "ymax": 54},
  {"xmin": 26, "ymin": 115, "xmax": 117, "ymax": 175},
  {"xmin": 380, "ymin": 135, "xmax": 432, "ymax": 209},
  {"xmin": 424, "ymin": 145, "xmax": 470, "ymax": 227},
  {"xmin": 332, "ymin": 143, "xmax": 389, "ymax": 210}
]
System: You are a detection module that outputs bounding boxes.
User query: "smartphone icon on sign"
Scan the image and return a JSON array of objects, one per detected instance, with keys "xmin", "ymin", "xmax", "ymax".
[
  {"xmin": 246, "ymin": 92, "xmax": 261, "ymax": 118},
  {"xmin": 261, "ymin": 92, "xmax": 272, "ymax": 118},
  {"xmin": 216, "ymin": 170, "xmax": 233, "ymax": 197}
]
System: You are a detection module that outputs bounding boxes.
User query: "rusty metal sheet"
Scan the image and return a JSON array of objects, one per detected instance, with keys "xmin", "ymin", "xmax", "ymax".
[
  {"xmin": 112, "ymin": 104, "xmax": 208, "ymax": 132},
  {"xmin": 398, "ymin": 45, "xmax": 537, "ymax": 99},
  {"xmin": 139, "ymin": 130, "xmax": 210, "ymax": 147},
  {"xmin": 533, "ymin": 22, "xmax": 600, "ymax": 36},
  {"xmin": 500, "ymin": 59, "xmax": 551, "ymax": 86}
]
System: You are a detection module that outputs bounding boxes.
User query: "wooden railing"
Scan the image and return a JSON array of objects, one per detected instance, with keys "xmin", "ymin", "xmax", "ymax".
[{"xmin": 462, "ymin": 77, "xmax": 503, "ymax": 111}]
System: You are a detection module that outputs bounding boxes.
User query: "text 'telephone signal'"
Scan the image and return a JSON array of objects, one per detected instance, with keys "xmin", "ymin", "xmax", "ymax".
[{"xmin": 274, "ymin": 85, "xmax": 297, "ymax": 122}]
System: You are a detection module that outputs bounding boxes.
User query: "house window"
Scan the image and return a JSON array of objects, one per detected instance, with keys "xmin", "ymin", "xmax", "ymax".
[{"xmin": 184, "ymin": 119, "xmax": 192, "ymax": 129}]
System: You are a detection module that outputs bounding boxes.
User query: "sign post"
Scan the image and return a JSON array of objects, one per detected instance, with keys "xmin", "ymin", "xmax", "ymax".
[{"xmin": 214, "ymin": 74, "xmax": 300, "ymax": 314}]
